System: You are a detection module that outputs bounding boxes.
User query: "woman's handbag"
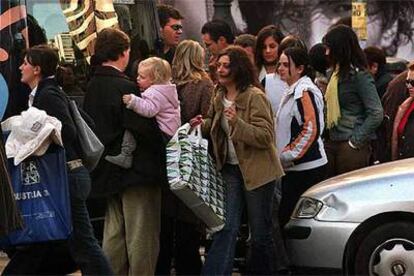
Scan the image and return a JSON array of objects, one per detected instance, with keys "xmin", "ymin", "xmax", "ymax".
[
  {"xmin": 166, "ymin": 123, "xmax": 226, "ymax": 232},
  {"xmin": 68, "ymin": 100, "xmax": 104, "ymax": 171}
]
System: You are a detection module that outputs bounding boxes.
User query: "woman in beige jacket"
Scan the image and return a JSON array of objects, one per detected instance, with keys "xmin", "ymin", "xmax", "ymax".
[{"xmin": 192, "ymin": 46, "xmax": 284, "ymax": 275}]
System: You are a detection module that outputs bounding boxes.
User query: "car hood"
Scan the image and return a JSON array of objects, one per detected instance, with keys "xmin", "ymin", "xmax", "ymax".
[{"xmin": 302, "ymin": 158, "xmax": 414, "ymax": 222}]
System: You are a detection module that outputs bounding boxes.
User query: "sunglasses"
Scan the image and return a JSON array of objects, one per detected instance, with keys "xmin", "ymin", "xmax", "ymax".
[
  {"xmin": 168, "ymin": 24, "xmax": 183, "ymax": 31},
  {"xmin": 406, "ymin": 79, "xmax": 414, "ymax": 87}
]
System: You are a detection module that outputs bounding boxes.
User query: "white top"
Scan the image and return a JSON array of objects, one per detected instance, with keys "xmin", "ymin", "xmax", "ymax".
[
  {"xmin": 259, "ymin": 66, "xmax": 289, "ymax": 148},
  {"xmin": 221, "ymin": 97, "xmax": 239, "ymax": 165},
  {"xmin": 28, "ymin": 86, "xmax": 38, "ymax": 107},
  {"xmin": 276, "ymin": 76, "xmax": 327, "ymax": 171}
]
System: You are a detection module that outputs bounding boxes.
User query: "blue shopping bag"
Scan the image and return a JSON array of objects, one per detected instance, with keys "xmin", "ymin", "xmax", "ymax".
[{"xmin": 0, "ymin": 142, "xmax": 72, "ymax": 247}]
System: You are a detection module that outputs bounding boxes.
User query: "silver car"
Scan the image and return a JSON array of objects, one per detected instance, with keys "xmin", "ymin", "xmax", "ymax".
[{"xmin": 285, "ymin": 159, "xmax": 414, "ymax": 275}]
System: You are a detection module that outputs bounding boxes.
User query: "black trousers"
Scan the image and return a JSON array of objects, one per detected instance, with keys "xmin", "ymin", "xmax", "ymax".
[
  {"xmin": 2, "ymin": 242, "xmax": 77, "ymax": 275},
  {"xmin": 155, "ymin": 216, "xmax": 202, "ymax": 276},
  {"xmin": 279, "ymin": 165, "xmax": 327, "ymax": 228}
]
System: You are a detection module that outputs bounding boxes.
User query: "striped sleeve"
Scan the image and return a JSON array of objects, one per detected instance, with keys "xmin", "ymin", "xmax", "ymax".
[{"xmin": 281, "ymin": 91, "xmax": 319, "ymax": 162}]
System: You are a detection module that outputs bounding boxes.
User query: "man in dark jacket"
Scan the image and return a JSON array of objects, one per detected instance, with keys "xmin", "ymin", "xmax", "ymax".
[
  {"xmin": 84, "ymin": 28, "xmax": 166, "ymax": 275},
  {"xmin": 364, "ymin": 46, "xmax": 393, "ymax": 99}
]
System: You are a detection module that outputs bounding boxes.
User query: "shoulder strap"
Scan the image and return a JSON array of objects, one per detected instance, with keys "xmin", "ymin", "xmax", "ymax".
[{"xmin": 67, "ymin": 99, "xmax": 96, "ymax": 131}]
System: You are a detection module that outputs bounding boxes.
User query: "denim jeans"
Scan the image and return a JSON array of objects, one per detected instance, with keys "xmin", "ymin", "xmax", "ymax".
[
  {"xmin": 202, "ymin": 165, "xmax": 276, "ymax": 276},
  {"xmin": 68, "ymin": 166, "xmax": 113, "ymax": 275}
]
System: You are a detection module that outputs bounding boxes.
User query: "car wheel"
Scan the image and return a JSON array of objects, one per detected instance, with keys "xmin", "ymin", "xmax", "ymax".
[{"xmin": 354, "ymin": 221, "xmax": 414, "ymax": 276}]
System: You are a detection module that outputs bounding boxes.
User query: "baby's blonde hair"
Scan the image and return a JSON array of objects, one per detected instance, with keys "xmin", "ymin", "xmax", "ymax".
[{"xmin": 139, "ymin": 57, "xmax": 171, "ymax": 84}]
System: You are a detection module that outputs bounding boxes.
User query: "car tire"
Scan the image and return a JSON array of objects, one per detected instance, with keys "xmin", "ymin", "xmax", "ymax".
[{"xmin": 354, "ymin": 221, "xmax": 414, "ymax": 276}]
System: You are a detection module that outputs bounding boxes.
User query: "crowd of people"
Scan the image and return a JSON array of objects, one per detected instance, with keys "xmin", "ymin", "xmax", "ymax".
[{"xmin": 1, "ymin": 3, "xmax": 414, "ymax": 276}]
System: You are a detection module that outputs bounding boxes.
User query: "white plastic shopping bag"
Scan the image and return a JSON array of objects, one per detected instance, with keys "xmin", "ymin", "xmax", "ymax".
[{"xmin": 166, "ymin": 123, "xmax": 226, "ymax": 232}]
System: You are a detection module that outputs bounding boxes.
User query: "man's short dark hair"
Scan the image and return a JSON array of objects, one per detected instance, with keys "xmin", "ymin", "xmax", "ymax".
[
  {"xmin": 94, "ymin": 28, "xmax": 130, "ymax": 62},
  {"xmin": 201, "ymin": 20, "xmax": 234, "ymax": 44},
  {"xmin": 234, "ymin": 34, "xmax": 256, "ymax": 49},
  {"xmin": 157, "ymin": 4, "xmax": 184, "ymax": 28},
  {"xmin": 364, "ymin": 46, "xmax": 387, "ymax": 67}
]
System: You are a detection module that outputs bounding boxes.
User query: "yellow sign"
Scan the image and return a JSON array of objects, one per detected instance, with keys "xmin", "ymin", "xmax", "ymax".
[{"xmin": 352, "ymin": 2, "xmax": 367, "ymax": 41}]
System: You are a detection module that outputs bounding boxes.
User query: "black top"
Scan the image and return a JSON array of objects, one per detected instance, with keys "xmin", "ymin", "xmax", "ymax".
[
  {"xmin": 84, "ymin": 66, "xmax": 167, "ymax": 197},
  {"xmin": 398, "ymin": 110, "xmax": 414, "ymax": 159},
  {"xmin": 375, "ymin": 68, "xmax": 393, "ymax": 99},
  {"xmin": 155, "ymin": 42, "xmax": 175, "ymax": 65},
  {"xmin": 162, "ymin": 48, "xmax": 175, "ymax": 65},
  {"xmin": 32, "ymin": 78, "xmax": 81, "ymax": 162}
]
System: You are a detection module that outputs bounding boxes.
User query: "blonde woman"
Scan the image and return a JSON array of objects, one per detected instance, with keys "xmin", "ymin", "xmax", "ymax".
[
  {"xmin": 156, "ymin": 40, "xmax": 213, "ymax": 275},
  {"xmin": 173, "ymin": 39, "xmax": 214, "ymax": 123}
]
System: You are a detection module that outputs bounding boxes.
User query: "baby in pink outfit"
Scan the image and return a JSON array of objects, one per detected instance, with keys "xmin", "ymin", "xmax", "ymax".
[{"xmin": 105, "ymin": 57, "xmax": 181, "ymax": 168}]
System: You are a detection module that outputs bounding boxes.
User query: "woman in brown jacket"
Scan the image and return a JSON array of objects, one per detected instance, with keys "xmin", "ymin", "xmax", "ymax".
[{"xmin": 193, "ymin": 46, "xmax": 284, "ymax": 275}]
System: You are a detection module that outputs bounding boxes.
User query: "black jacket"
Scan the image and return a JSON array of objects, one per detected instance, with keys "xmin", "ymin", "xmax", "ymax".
[
  {"xmin": 375, "ymin": 68, "xmax": 393, "ymax": 99},
  {"xmin": 84, "ymin": 66, "xmax": 167, "ymax": 197},
  {"xmin": 32, "ymin": 78, "xmax": 81, "ymax": 162}
]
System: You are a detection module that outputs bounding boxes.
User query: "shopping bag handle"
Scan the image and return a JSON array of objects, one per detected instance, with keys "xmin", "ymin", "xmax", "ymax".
[{"xmin": 189, "ymin": 124, "xmax": 203, "ymax": 144}]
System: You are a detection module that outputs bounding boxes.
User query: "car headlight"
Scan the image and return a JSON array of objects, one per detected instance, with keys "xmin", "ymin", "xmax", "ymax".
[{"xmin": 292, "ymin": 197, "xmax": 323, "ymax": 219}]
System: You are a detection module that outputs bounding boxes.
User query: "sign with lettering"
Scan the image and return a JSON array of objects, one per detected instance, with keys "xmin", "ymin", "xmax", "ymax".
[{"xmin": 352, "ymin": 1, "xmax": 367, "ymax": 41}]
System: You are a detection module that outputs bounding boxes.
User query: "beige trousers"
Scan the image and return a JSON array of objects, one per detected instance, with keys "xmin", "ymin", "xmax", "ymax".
[{"xmin": 103, "ymin": 185, "xmax": 161, "ymax": 275}]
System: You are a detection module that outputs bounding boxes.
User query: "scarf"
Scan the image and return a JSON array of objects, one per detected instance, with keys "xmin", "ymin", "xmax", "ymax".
[{"xmin": 325, "ymin": 67, "xmax": 341, "ymax": 129}]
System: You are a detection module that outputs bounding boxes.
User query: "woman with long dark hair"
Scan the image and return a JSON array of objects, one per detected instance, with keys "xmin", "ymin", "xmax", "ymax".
[
  {"xmin": 255, "ymin": 25, "xmax": 287, "ymax": 116},
  {"xmin": 322, "ymin": 25, "xmax": 383, "ymax": 177},
  {"xmin": 192, "ymin": 46, "xmax": 284, "ymax": 275}
]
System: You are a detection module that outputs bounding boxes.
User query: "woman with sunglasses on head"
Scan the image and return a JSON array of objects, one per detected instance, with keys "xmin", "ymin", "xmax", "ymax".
[
  {"xmin": 276, "ymin": 46, "xmax": 327, "ymax": 227},
  {"xmin": 192, "ymin": 46, "xmax": 284, "ymax": 275},
  {"xmin": 390, "ymin": 61, "xmax": 414, "ymax": 160},
  {"xmin": 3, "ymin": 44, "xmax": 113, "ymax": 275},
  {"xmin": 322, "ymin": 25, "xmax": 383, "ymax": 177}
]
